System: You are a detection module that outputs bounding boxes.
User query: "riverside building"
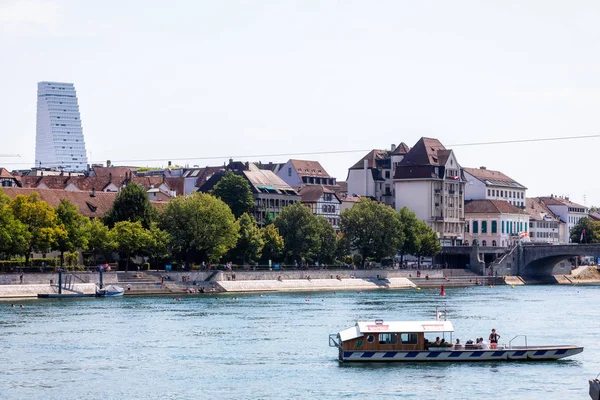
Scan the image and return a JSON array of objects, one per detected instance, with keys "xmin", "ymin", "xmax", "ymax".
[{"xmin": 35, "ymin": 81, "xmax": 88, "ymax": 172}]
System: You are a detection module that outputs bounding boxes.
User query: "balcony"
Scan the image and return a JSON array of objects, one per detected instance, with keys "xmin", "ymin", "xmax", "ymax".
[
  {"xmin": 448, "ymin": 190, "xmax": 456, "ymax": 194},
  {"xmin": 434, "ymin": 189, "xmax": 441, "ymax": 194}
]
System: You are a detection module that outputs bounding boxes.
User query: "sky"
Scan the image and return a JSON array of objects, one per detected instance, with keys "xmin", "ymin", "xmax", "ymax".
[{"xmin": 1, "ymin": 0, "xmax": 600, "ymax": 206}]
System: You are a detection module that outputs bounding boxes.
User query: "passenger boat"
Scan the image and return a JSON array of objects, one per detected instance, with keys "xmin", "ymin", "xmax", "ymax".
[{"xmin": 329, "ymin": 318, "xmax": 583, "ymax": 362}]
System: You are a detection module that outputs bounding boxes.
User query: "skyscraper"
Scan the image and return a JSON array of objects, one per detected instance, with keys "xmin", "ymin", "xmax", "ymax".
[{"xmin": 35, "ymin": 81, "xmax": 88, "ymax": 171}]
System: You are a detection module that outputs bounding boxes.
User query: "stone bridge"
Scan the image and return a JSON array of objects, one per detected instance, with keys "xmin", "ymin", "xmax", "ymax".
[
  {"xmin": 515, "ymin": 244, "xmax": 600, "ymax": 276},
  {"xmin": 441, "ymin": 244, "xmax": 600, "ymax": 276}
]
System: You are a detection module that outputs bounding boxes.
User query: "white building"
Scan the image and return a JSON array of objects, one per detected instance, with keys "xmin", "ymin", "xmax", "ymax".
[
  {"xmin": 277, "ymin": 159, "xmax": 338, "ymax": 189},
  {"xmin": 35, "ymin": 82, "xmax": 88, "ymax": 172},
  {"xmin": 463, "ymin": 167, "xmax": 527, "ymax": 208},
  {"xmin": 346, "ymin": 143, "xmax": 410, "ymax": 207},
  {"xmin": 525, "ymin": 198, "xmax": 565, "ymax": 244},
  {"xmin": 464, "ymin": 200, "xmax": 530, "ymax": 247},
  {"xmin": 298, "ymin": 185, "xmax": 342, "ymax": 230},
  {"xmin": 537, "ymin": 195, "xmax": 588, "ymax": 242},
  {"xmin": 393, "ymin": 138, "xmax": 464, "ymax": 246}
]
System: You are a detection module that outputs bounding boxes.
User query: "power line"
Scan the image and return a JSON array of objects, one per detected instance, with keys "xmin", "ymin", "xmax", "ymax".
[{"xmin": 2, "ymin": 134, "xmax": 599, "ymax": 166}]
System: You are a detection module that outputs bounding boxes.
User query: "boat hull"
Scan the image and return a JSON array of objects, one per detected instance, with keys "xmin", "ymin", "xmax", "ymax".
[{"xmin": 339, "ymin": 345, "xmax": 583, "ymax": 362}]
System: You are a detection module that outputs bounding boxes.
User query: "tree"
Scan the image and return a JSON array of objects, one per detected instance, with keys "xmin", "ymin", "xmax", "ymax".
[
  {"xmin": 414, "ymin": 220, "xmax": 442, "ymax": 265},
  {"xmin": 261, "ymin": 224, "xmax": 285, "ymax": 262},
  {"xmin": 104, "ymin": 182, "xmax": 154, "ymax": 229},
  {"xmin": 10, "ymin": 192, "xmax": 65, "ymax": 266},
  {"xmin": 0, "ymin": 190, "xmax": 28, "ymax": 259},
  {"xmin": 53, "ymin": 199, "xmax": 90, "ymax": 266},
  {"xmin": 85, "ymin": 218, "xmax": 115, "ymax": 265},
  {"xmin": 230, "ymin": 213, "xmax": 264, "ymax": 265},
  {"xmin": 212, "ymin": 171, "xmax": 255, "ymax": 219},
  {"xmin": 340, "ymin": 198, "xmax": 403, "ymax": 267},
  {"xmin": 570, "ymin": 217, "xmax": 600, "ymax": 244},
  {"xmin": 159, "ymin": 192, "xmax": 239, "ymax": 267},
  {"xmin": 315, "ymin": 216, "xmax": 337, "ymax": 264},
  {"xmin": 144, "ymin": 223, "xmax": 171, "ymax": 269},
  {"xmin": 274, "ymin": 202, "xmax": 322, "ymax": 263},
  {"xmin": 109, "ymin": 220, "xmax": 150, "ymax": 271},
  {"xmin": 397, "ymin": 207, "xmax": 421, "ymax": 264}
]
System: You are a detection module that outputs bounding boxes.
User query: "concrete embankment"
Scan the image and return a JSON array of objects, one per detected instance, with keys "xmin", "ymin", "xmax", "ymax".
[
  {"xmin": 0, "ymin": 283, "xmax": 97, "ymax": 299},
  {"xmin": 218, "ymin": 277, "xmax": 415, "ymax": 292}
]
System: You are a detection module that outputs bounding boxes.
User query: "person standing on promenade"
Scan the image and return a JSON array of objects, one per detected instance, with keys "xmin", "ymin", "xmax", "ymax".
[
  {"xmin": 19, "ymin": 274, "xmax": 23, "ymax": 284},
  {"xmin": 489, "ymin": 329, "xmax": 500, "ymax": 349}
]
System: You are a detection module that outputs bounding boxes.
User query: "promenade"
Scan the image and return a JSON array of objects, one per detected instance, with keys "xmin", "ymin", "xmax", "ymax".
[{"xmin": 5, "ymin": 266, "xmax": 599, "ymax": 298}]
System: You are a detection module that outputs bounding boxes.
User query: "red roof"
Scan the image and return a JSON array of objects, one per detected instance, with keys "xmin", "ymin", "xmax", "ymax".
[{"xmin": 465, "ymin": 199, "xmax": 525, "ymax": 214}]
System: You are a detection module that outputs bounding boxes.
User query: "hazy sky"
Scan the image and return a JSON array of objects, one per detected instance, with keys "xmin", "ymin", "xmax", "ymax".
[{"xmin": 2, "ymin": 1, "xmax": 599, "ymax": 206}]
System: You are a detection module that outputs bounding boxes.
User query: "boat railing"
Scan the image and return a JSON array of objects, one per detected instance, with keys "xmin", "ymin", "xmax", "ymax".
[
  {"xmin": 509, "ymin": 335, "xmax": 528, "ymax": 349},
  {"xmin": 329, "ymin": 334, "xmax": 341, "ymax": 348}
]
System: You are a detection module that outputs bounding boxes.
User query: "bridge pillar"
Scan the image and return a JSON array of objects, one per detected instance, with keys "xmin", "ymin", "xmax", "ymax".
[{"xmin": 516, "ymin": 243, "xmax": 524, "ymax": 276}]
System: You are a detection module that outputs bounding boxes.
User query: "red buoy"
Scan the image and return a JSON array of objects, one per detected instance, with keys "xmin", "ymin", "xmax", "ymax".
[{"xmin": 440, "ymin": 285, "xmax": 445, "ymax": 296}]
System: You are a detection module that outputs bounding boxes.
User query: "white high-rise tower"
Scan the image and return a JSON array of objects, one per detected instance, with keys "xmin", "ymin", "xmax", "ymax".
[{"xmin": 35, "ymin": 81, "xmax": 88, "ymax": 171}]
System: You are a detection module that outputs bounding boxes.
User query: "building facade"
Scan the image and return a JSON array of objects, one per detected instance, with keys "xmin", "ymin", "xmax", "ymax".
[
  {"xmin": 525, "ymin": 198, "xmax": 565, "ymax": 244},
  {"xmin": 393, "ymin": 138, "xmax": 464, "ymax": 246},
  {"xmin": 277, "ymin": 159, "xmax": 338, "ymax": 189},
  {"xmin": 536, "ymin": 196, "xmax": 588, "ymax": 242},
  {"xmin": 464, "ymin": 200, "xmax": 530, "ymax": 247},
  {"xmin": 298, "ymin": 185, "xmax": 342, "ymax": 230},
  {"xmin": 346, "ymin": 143, "xmax": 410, "ymax": 207},
  {"xmin": 463, "ymin": 166, "xmax": 527, "ymax": 208},
  {"xmin": 35, "ymin": 82, "xmax": 88, "ymax": 172}
]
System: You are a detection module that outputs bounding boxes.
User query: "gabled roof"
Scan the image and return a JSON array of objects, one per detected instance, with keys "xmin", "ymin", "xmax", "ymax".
[
  {"xmin": 399, "ymin": 137, "xmax": 446, "ymax": 166},
  {"xmin": 350, "ymin": 149, "xmax": 389, "ymax": 170},
  {"xmin": 538, "ymin": 196, "xmax": 586, "ymax": 209},
  {"xmin": 164, "ymin": 177, "xmax": 184, "ymax": 196},
  {"xmin": 463, "ymin": 167, "xmax": 526, "ymax": 189},
  {"xmin": 1, "ymin": 188, "xmax": 165, "ymax": 218},
  {"xmin": 390, "ymin": 142, "xmax": 410, "ymax": 155},
  {"xmin": 92, "ymin": 166, "xmax": 134, "ymax": 178},
  {"xmin": 0, "ymin": 168, "xmax": 14, "ymax": 178},
  {"xmin": 465, "ymin": 199, "xmax": 525, "ymax": 214},
  {"xmin": 298, "ymin": 185, "xmax": 341, "ymax": 203},
  {"xmin": 525, "ymin": 198, "xmax": 561, "ymax": 221},
  {"xmin": 289, "ymin": 160, "xmax": 331, "ymax": 178}
]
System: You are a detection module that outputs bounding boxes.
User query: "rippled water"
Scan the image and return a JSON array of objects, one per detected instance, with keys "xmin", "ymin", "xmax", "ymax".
[{"xmin": 1, "ymin": 285, "xmax": 599, "ymax": 399}]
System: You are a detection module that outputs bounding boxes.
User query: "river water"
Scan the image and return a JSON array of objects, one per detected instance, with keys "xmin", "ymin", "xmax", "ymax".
[{"xmin": 1, "ymin": 285, "xmax": 598, "ymax": 399}]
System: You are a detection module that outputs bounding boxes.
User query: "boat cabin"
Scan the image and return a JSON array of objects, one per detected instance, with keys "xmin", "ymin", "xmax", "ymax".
[{"xmin": 336, "ymin": 319, "xmax": 454, "ymax": 352}]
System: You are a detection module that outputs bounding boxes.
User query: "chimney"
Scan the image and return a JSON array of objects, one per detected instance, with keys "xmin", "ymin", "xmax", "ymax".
[
  {"xmin": 479, "ymin": 166, "xmax": 486, "ymax": 170},
  {"xmin": 91, "ymin": 187, "xmax": 96, "ymax": 197},
  {"xmin": 245, "ymin": 162, "xmax": 250, "ymax": 170},
  {"xmin": 107, "ymin": 160, "xmax": 111, "ymax": 168},
  {"xmin": 168, "ymin": 161, "xmax": 172, "ymax": 167},
  {"xmin": 391, "ymin": 144, "xmax": 396, "ymax": 152}
]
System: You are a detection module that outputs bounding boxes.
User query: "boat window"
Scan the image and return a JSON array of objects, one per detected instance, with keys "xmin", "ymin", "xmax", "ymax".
[
  {"xmin": 366, "ymin": 335, "xmax": 375, "ymax": 343},
  {"xmin": 379, "ymin": 333, "xmax": 397, "ymax": 345},
  {"xmin": 400, "ymin": 333, "xmax": 418, "ymax": 344}
]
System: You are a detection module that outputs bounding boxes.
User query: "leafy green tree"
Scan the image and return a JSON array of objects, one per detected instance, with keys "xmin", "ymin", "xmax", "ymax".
[
  {"xmin": 315, "ymin": 216, "xmax": 337, "ymax": 264},
  {"xmin": 261, "ymin": 224, "xmax": 285, "ymax": 262},
  {"xmin": 144, "ymin": 223, "xmax": 171, "ymax": 269},
  {"xmin": 159, "ymin": 192, "xmax": 239, "ymax": 267},
  {"xmin": 414, "ymin": 220, "xmax": 442, "ymax": 265},
  {"xmin": 85, "ymin": 218, "xmax": 115, "ymax": 265},
  {"xmin": 570, "ymin": 217, "xmax": 600, "ymax": 243},
  {"xmin": 109, "ymin": 220, "xmax": 150, "ymax": 271},
  {"xmin": 53, "ymin": 199, "xmax": 90, "ymax": 266},
  {"xmin": 230, "ymin": 213, "xmax": 264, "ymax": 265},
  {"xmin": 0, "ymin": 190, "xmax": 28, "ymax": 259},
  {"xmin": 397, "ymin": 207, "xmax": 421, "ymax": 263},
  {"xmin": 340, "ymin": 198, "xmax": 404, "ymax": 267},
  {"xmin": 212, "ymin": 171, "xmax": 255, "ymax": 218},
  {"xmin": 104, "ymin": 182, "xmax": 154, "ymax": 229},
  {"xmin": 334, "ymin": 233, "xmax": 351, "ymax": 264},
  {"xmin": 274, "ymin": 202, "xmax": 322, "ymax": 263},
  {"xmin": 10, "ymin": 193, "xmax": 65, "ymax": 266}
]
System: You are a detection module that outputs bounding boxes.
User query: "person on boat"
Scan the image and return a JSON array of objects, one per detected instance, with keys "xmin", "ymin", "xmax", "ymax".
[
  {"xmin": 455, "ymin": 338, "xmax": 461, "ymax": 348},
  {"xmin": 434, "ymin": 337, "xmax": 441, "ymax": 346},
  {"xmin": 489, "ymin": 329, "xmax": 500, "ymax": 349}
]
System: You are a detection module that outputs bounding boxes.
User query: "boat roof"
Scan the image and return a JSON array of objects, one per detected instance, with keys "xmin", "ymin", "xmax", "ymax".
[{"xmin": 339, "ymin": 320, "xmax": 454, "ymax": 341}]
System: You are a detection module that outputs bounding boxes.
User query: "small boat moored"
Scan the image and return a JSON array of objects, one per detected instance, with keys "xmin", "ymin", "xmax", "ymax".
[
  {"xmin": 329, "ymin": 318, "xmax": 583, "ymax": 362},
  {"xmin": 96, "ymin": 285, "xmax": 125, "ymax": 297}
]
